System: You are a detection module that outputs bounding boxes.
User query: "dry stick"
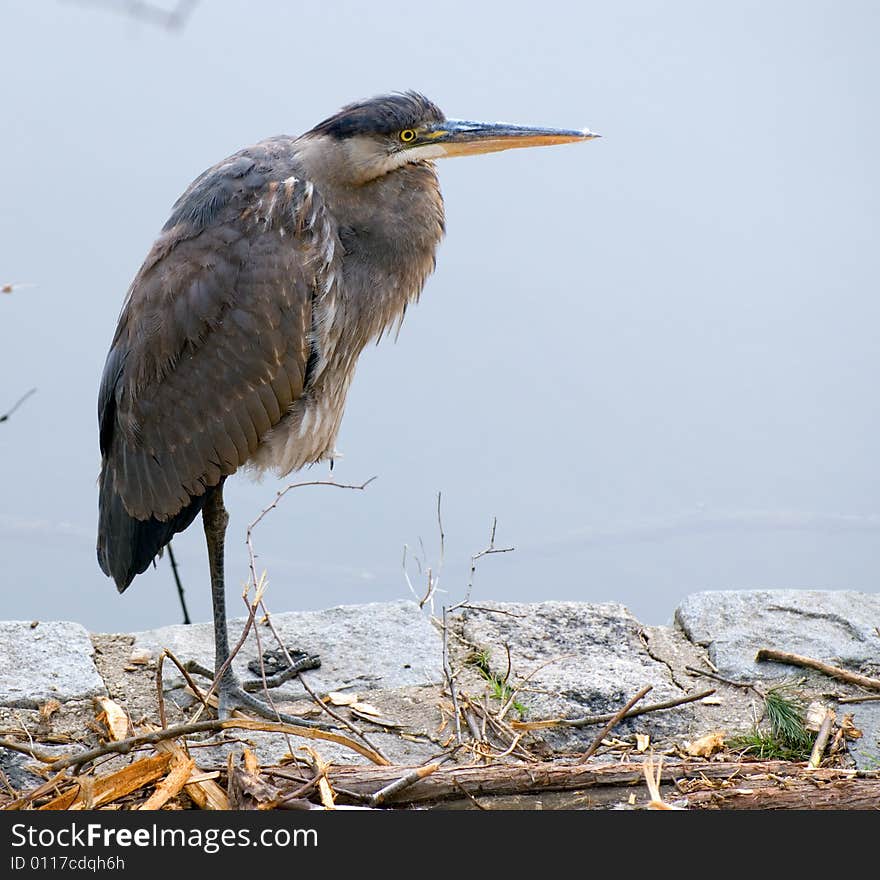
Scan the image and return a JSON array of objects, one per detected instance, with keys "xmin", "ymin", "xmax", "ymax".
[
  {"xmin": 65, "ymin": 0, "xmax": 200, "ymax": 32},
  {"xmin": 453, "ymin": 778, "xmax": 488, "ymax": 810},
  {"xmin": 0, "ymin": 388, "xmax": 36, "ymax": 423},
  {"xmin": 441, "ymin": 606, "xmax": 463, "ymax": 744},
  {"xmin": 448, "ymin": 517, "xmax": 514, "ymax": 613},
  {"xmin": 245, "ymin": 594, "xmax": 296, "ymax": 758},
  {"xmin": 684, "ymin": 665, "xmax": 763, "ymax": 694},
  {"xmin": 808, "ymin": 709, "xmax": 836, "ymax": 769},
  {"xmin": 162, "ymin": 648, "xmax": 212, "ymax": 712},
  {"xmin": 1, "ymin": 717, "xmax": 385, "ymax": 774},
  {"xmin": 512, "ymin": 688, "xmax": 715, "ymax": 731},
  {"xmin": 155, "ymin": 652, "xmax": 168, "ymax": 730},
  {"xmin": 402, "ymin": 492, "xmax": 445, "ymax": 612},
  {"xmin": 369, "ymin": 762, "xmax": 443, "ymax": 807},
  {"xmin": 497, "ymin": 654, "xmax": 576, "ymax": 722},
  {"xmin": 279, "ymin": 759, "xmax": 876, "ymax": 807},
  {"xmin": 755, "ymin": 648, "xmax": 880, "ymax": 691},
  {"xmin": 1, "ymin": 770, "xmax": 71, "ymax": 811},
  {"xmin": 838, "ymin": 694, "xmax": 880, "ymax": 704},
  {"xmin": 580, "ymin": 686, "xmax": 652, "ymax": 763},
  {"xmin": 167, "ymin": 543, "xmax": 191, "ymax": 625}
]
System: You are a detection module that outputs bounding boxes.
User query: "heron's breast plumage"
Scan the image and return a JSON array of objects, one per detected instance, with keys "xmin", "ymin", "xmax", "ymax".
[{"xmin": 248, "ymin": 159, "xmax": 445, "ymax": 477}]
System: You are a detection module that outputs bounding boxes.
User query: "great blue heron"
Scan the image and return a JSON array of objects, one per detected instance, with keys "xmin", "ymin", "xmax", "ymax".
[{"xmin": 97, "ymin": 92, "xmax": 597, "ymax": 722}]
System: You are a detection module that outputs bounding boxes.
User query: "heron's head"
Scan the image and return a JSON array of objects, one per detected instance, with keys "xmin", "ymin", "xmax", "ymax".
[{"xmin": 299, "ymin": 91, "xmax": 599, "ymax": 186}]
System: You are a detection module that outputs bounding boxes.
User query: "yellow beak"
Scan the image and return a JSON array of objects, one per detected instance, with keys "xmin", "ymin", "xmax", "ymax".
[{"xmin": 418, "ymin": 119, "xmax": 600, "ymax": 158}]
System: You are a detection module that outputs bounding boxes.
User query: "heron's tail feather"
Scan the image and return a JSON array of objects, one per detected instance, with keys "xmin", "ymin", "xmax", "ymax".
[{"xmin": 97, "ymin": 467, "xmax": 204, "ymax": 593}]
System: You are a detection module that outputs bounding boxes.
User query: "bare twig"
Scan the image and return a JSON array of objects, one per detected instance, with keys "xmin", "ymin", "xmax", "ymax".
[
  {"xmin": 369, "ymin": 762, "xmax": 442, "ymax": 807},
  {"xmin": 453, "ymin": 777, "xmax": 487, "ymax": 809},
  {"xmin": 166, "ymin": 543, "xmax": 191, "ymax": 624},
  {"xmin": 155, "ymin": 652, "xmax": 168, "ymax": 730},
  {"xmin": 838, "ymin": 694, "xmax": 880, "ymax": 704},
  {"xmin": 580, "ymin": 686, "xmax": 652, "ymax": 762},
  {"xmin": 162, "ymin": 648, "xmax": 211, "ymax": 712},
  {"xmin": 497, "ymin": 654, "xmax": 575, "ymax": 722},
  {"xmin": 755, "ymin": 649, "xmax": 880, "ymax": 691},
  {"xmin": 684, "ymin": 665, "xmax": 763, "ymax": 695},
  {"xmin": 0, "ymin": 770, "xmax": 70, "ymax": 811},
  {"xmin": 449, "ymin": 517, "xmax": 514, "ymax": 613},
  {"xmin": 2, "ymin": 716, "xmax": 386, "ymax": 773},
  {"xmin": 0, "ymin": 388, "xmax": 36, "ymax": 423},
  {"xmin": 511, "ymin": 688, "xmax": 716, "ymax": 730},
  {"xmin": 63, "ymin": 0, "xmax": 200, "ymax": 31},
  {"xmin": 402, "ymin": 491, "xmax": 445, "ymax": 612},
  {"xmin": 441, "ymin": 606, "xmax": 462, "ymax": 744},
  {"xmin": 808, "ymin": 709, "xmax": 836, "ymax": 769}
]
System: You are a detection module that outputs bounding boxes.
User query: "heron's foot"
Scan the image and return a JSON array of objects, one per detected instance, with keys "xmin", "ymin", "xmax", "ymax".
[
  {"xmin": 182, "ymin": 657, "xmax": 331, "ymax": 730},
  {"xmin": 216, "ymin": 680, "xmax": 332, "ymax": 729}
]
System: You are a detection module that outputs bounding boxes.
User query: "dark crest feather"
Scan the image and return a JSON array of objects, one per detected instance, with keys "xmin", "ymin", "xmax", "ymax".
[{"xmin": 309, "ymin": 91, "xmax": 445, "ymax": 139}]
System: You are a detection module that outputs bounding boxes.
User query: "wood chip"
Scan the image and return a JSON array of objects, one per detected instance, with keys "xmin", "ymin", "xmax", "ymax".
[
  {"xmin": 685, "ymin": 731, "xmax": 726, "ymax": 758},
  {"xmin": 95, "ymin": 697, "xmax": 130, "ymax": 742},
  {"xmin": 40, "ymin": 753, "xmax": 173, "ymax": 811},
  {"xmin": 243, "ymin": 748, "xmax": 260, "ymax": 776},
  {"xmin": 139, "ymin": 756, "xmax": 196, "ymax": 810},
  {"xmin": 128, "ymin": 648, "xmax": 153, "ymax": 666},
  {"xmin": 39, "ymin": 699, "xmax": 61, "ymax": 723},
  {"xmin": 301, "ymin": 746, "xmax": 335, "ymax": 810},
  {"xmin": 146, "ymin": 726, "xmax": 230, "ymax": 811}
]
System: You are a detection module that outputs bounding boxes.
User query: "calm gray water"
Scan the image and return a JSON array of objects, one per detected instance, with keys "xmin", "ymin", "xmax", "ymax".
[{"xmin": 2, "ymin": 0, "xmax": 878, "ymax": 633}]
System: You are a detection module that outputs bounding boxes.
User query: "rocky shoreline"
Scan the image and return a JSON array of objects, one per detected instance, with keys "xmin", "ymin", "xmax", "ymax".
[{"xmin": 1, "ymin": 590, "xmax": 878, "ymax": 797}]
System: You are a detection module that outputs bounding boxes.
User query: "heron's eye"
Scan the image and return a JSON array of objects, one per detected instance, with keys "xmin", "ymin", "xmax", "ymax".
[{"xmin": 399, "ymin": 129, "xmax": 416, "ymax": 143}]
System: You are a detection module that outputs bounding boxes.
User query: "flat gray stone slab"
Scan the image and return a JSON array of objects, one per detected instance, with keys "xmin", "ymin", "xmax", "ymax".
[
  {"xmin": 457, "ymin": 601, "xmax": 688, "ymax": 752},
  {"xmin": 133, "ymin": 600, "xmax": 443, "ymax": 701},
  {"xmin": 0, "ymin": 621, "xmax": 106, "ymax": 708},
  {"xmin": 675, "ymin": 590, "xmax": 880, "ymax": 679}
]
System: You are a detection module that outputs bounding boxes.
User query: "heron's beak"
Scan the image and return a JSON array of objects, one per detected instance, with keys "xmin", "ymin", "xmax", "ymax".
[{"xmin": 421, "ymin": 119, "xmax": 599, "ymax": 158}]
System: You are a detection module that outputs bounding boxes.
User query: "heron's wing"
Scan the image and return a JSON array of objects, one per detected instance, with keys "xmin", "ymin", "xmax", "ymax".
[{"xmin": 99, "ymin": 143, "xmax": 337, "ymax": 522}]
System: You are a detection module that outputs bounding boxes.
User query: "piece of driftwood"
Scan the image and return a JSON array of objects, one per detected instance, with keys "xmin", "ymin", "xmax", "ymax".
[
  {"xmin": 281, "ymin": 758, "xmax": 849, "ymax": 806},
  {"xmin": 756, "ymin": 648, "xmax": 880, "ymax": 691},
  {"xmin": 685, "ymin": 777, "xmax": 880, "ymax": 810}
]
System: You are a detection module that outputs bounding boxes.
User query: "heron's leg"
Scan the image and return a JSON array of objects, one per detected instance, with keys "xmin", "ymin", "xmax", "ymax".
[
  {"xmin": 200, "ymin": 481, "xmax": 332, "ymax": 730},
  {"xmin": 202, "ymin": 481, "xmax": 236, "ymax": 716}
]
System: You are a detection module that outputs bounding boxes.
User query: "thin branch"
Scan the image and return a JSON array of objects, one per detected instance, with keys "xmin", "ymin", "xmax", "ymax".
[
  {"xmin": 1, "ymin": 717, "xmax": 386, "ymax": 773},
  {"xmin": 441, "ymin": 605, "xmax": 462, "ymax": 744},
  {"xmin": 511, "ymin": 688, "xmax": 716, "ymax": 730},
  {"xmin": 247, "ymin": 477, "xmax": 377, "ymax": 539},
  {"xmin": 62, "ymin": 0, "xmax": 200, "ymax": 31},
  {"xmin": 166, "ymin": 543, "xmax": 190, "ymax": 624},
  {"xmin": 580, "ymin": 685, "xmax": 652, "ymax": 762},
  {"xmin": 449, "ymin": 517, "xmax": 514, "ymax": 613},
  {"xmin": 755, "ymin": 648, "xmax": 880, "ymax": 691},
  {"xmin": 684, "ymin": 665, "xmax": 763, "ymax": 695},
  {"xmin": 453, "ymin": 777, "xmax": 487, "ymax": 809},
  {"xmin": 0, "ymin": 388, "xmax": 36, "ymax": 423},
  {"xmin": 368, "ymin": 762, "xmax": 442, "ymax": 807},
  {"xmin": 807, "ymin": 708, "xmax": 836, "ymax": 769}
]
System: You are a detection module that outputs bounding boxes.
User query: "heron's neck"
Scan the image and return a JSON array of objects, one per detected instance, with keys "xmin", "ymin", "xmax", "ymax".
[{"xmin": 315, "ymin": 162, "xmax": 446, "ymax": 343}]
